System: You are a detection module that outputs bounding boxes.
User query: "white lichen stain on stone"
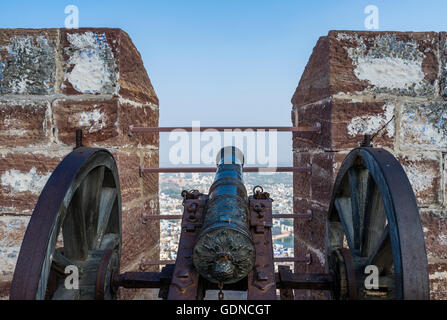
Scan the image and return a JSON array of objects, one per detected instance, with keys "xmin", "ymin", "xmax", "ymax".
[
  {"xmin": 0, "ymin": 217, "xmax": 30, "ymax": 274},
  {"xmin": 403, "ymin": 163, "xmax": 435, "ymax": 194},
  {"xmin": 429, "ymin": 271, "xmax": 447, "ymax": 280},
  {"xmin": 0, "ymin": 36, "xmax": 55, "ymax": 94},
  {"xmin": 438, "ymin": 234, "xmax": 447, "ymax": 246},
  {"xmin": 401, "ymin": 103, "xmax": 447, "ymax": 149},
  {"xmin": 347, "ymin": 103, "xmax": 394, "ymax": 137},
  {"xmin": 1, "ymin": 167, "xmax": 51, "ymax": 194},
  {"xmin": 336, "ymin": 33, "xmax": 431, "ymax": 95},
  {"xmin": 76, "ymin": 109, "xmax": 106, "ymax": 133},
  {"xmin": 65, "ymin": 32, "xmax": 117, "ymax": 94},
  {"xmin": 354, "ymin": 57, "xmax": 425, "ymax": 90}
]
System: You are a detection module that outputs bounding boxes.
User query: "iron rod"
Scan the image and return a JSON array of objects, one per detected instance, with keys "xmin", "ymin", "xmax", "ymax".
[
  {"xmin": 274, "ymin": 254, "xmax": 311, "ymax": 264},
  {"xmin": 129, "ymin": 123, "xmax": 321, "ymax": 133},
  {"xmin": 144, "ymin": 213, "xmax": 311, "ymax": 220},
  {"xmin": 140, "ymin": 165, "xmax": 311, "ymax": 174}
]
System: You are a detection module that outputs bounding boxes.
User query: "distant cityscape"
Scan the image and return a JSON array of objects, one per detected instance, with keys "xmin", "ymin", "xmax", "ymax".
[{"xmin": 158, "ymin": 172, "xmax": 295, "ymax": 268}]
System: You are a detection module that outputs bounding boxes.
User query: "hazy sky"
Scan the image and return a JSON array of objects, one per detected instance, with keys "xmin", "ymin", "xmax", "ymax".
[{"xmin": 2, "ymin": 0, "xmax": 447, "ymax": 165}]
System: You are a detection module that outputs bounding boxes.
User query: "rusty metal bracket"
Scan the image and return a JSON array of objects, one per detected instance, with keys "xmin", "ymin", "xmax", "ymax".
[
  {"xmin": 247, "ymin": 192, "xmax": 277, "ymax": 299},
  {"xmin": 167, "ymin": 194, "xmax": 208, "ymax": 299}
]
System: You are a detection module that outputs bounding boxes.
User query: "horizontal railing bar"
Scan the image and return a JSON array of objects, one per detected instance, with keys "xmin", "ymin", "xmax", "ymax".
[
  {"xmin": 144, "ymin": 212, "xmax": 312, "ymax": 220},
  {"xmin": 140, "ymin": 165, "xmax": 311, "ymax": 174},
  {"xmin": 274, "ymin": 254, "xmax": 312, "ymax": 264},
  {"xmin": 129, "ymin": 123, "xmax": 321, "ymax": 133}
]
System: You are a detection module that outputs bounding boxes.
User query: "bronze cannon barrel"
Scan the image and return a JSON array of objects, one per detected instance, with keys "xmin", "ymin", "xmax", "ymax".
[{"xmin": 192, "ymin": 147, "xmax": 256, "ymax": 284}]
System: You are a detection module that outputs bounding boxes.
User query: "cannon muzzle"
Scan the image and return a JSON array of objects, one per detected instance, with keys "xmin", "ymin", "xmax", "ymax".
[{"xmin": 192, "ymin": 147, "xmax": 256, "ymax": 284}]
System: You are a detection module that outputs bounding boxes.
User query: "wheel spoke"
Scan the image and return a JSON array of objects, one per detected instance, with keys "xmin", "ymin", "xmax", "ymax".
[
  {"xmin": 348, "ymin": 169, "xmax": 361, "ymax": 251},
  {"xmin": 327, "ymin": 220, "xmax": 344, "ymax": 250},
  {"xmin": 82, "ymin": 166, "xmax": 105, "ymax": 249},
  {"xmin": 62, "ymin": 188, "xmax": 88, "ymax": 260},
  {"xmin": 94, "ymin": 187, "xmax": 117, "ymax": 249},
  {"xmin": 367, "ymin": 226, "xmax": 393, "ymax": 274},
  {"xmin": 334, "ymin": 197, "xmax": 354, "ymax": 250},
  {"xmin": 362, "ymin": 183, "xmax": 387, "ymax": 257}
]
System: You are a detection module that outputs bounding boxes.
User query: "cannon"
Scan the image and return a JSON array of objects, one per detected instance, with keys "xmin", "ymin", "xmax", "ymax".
[
  {"xmin": 9, "ymin": 127, "xmax": 429, "ymax": 300},
  {"xmin": 192, "ymin": 147, "xmax": 255, "ymax": 285}
]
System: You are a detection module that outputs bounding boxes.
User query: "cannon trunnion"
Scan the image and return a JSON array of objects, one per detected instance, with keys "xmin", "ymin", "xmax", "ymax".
[{"xmin": 9, "ymin": 144, "xmax": 429, "ymax": 300}]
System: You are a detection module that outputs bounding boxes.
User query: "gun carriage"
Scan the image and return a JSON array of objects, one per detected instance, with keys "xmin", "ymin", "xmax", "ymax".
[{"xmin": 9, "ymin": 124, "xmax": 429, "ymax": 300}]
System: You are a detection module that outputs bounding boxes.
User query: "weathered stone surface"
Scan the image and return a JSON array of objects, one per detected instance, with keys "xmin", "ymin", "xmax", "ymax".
[
  {"xmin": 421, "ymin": 210, "xmax": 447, "ymax": 260},
  {"xmin": 292, "ymin": 31, "xmax": 439, "ymax": 108},
  {"xmin": 0, "ymin": 100, "xmax": 50, "ymax": 147},
  {"xmin": 439, "ymin": 32, "xmax": 447, "ymax": 97},
  {"xmin": 331, "ymin": 99, "xmax": 395, "ymax": 150},
  {"xmin": 142, "ymin": 150, "xmax": 159, "ymax": 199},
  {"xmin": 0, "ymin": 216, "xmax": 29, "ymax": 298},
  {"xmin": 291, "ymin": 36, "xmax": 330, "ymax": 106},
  {"xmin": 445, "ymin": 153, "xmax": 447, "ymax": 208},
  {"xmin": 120, "ymin": 199, "xmax": 160, "ymax": 272},
  {"xmin": 293, "ymin": 152, "xmax": 311, "ymax": 199},
  {"xmin": 294, "ymin": 199, "xmax": 327, "ymax": 265},
  {"xmin": 53, "ymin": 98, "xmax": 119, "ymax": 146},
  {"xmin": 119, "ymin": 102, "xmax": 159, "ymax": 147},
  {"xmin": 61, "ymin": 29, "xmax": 119, "ymax": 95},
  {"xmin": 400, "ymin": 101, "xmax": 447, "ymax": 151},
  {"xmin": 311, "ymin": 152, "xmax": 336, "ymax": 206},
  {"xmin": 112, "ymin": 150, "xmax": 141, "ymax": 205},
  {"xmin": 293, "ymin": 98, "xmax": 394, "ymax": 151},
  {"xmin": 292, "ymin": 99, "xmax": 332, "ymax": 151},
  {"xmin": 428, "ymin": 262, "xmax": 447, "ymax": 300},
  {"xmin": 118, "ymin": 31, "xmax": 158, "ymax": 105},
  {"xmin": 60, "ymin": 29, "xmax": 158, "ymax": 105},
  {"xmin": 330, "ymin": 31, "xmax": 439, "ymax": 97},
  {"xmin": 398, "ymin": 154, "xmax": 441, "ymax": 206},
  {"xmin": 0, "ymin": 151, "xmax": 62, "ymax": 215},
  {"xmin": 0, "ymin": 29, "xmax": 58, "ymax": 95},
  {"xmin": 293, "ymin": 199, "xmax": 328, "ymax": 300}
]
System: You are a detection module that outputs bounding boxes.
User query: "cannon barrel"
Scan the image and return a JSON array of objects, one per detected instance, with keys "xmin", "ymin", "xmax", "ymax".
[{"xmin": 192, "ymin": 147, "xmax": 256, "ymax": 284}]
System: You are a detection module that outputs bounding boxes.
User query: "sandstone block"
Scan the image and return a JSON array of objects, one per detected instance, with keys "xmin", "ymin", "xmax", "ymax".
[
  {"xmin": 420, "ymin": 210, "xmax": 447, "ymax": 260},
  {"xmin": 0, "ymin": 100, "xmax": 50, "ymax": 147},
  {"xmin": 112, "ymin": 150, "xmax": 141, "ymax": 205},
  {"xmin": 60, "ymin": 29, "xmax": 158, "ymax": 105},
  {"xmin": 400, "ymin": 101, "xmax": 447, "ymax": 151},
  {"xmin": 398, "ymin": 154, "xmax": 441, "ymax": 206},
  {"xmin": 292, "ymin": 31, "xmax": 439, "ymax": 107},
  {"xmin": 293, "ymin": 98, "xmax": 394, "ymax": 151},
  {"xmin": 0, "ymin": 29, "xmax": 58, "ymax": 95},
  {"xmin": 0, "ymin": 151, "xmax": 63, "ymax": 215}
]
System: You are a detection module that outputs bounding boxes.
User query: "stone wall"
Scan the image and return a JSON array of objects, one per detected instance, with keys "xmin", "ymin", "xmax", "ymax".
[
  {"xmin": 292, "ymin": 31, "xmax": 447, "ymax": 299},
  {"xmin": 0, "ymin": 28, "xmax": 160, "ymax": 299}
]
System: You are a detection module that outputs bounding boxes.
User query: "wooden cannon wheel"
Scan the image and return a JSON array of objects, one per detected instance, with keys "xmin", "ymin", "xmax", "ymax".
[
  {"xmin": 326, "ymin": 147, "xmax": 429, "ymax": 300},
  {"xmin": 10, "ymin": 147, "xmax": 122, "ymax": 300}
]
